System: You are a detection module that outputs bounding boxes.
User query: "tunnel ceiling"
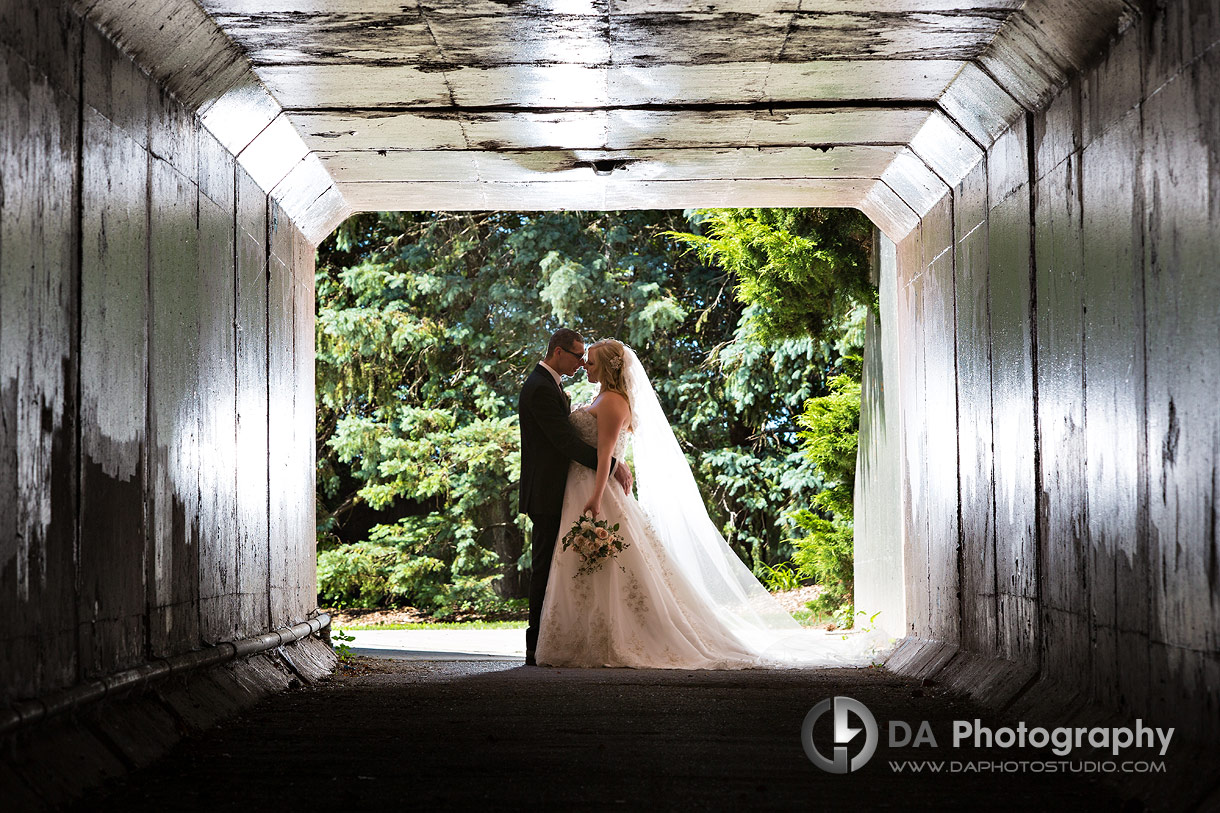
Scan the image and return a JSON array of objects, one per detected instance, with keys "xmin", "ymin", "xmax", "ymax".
[{"xmin": 78, "ymin": 0, "xmax": 1140, "ymax": 241}]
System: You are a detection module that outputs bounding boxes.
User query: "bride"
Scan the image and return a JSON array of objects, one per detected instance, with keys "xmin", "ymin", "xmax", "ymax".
[{"xmin": 534, "ymin": 338, "xmax": 886, "ymax": 669}]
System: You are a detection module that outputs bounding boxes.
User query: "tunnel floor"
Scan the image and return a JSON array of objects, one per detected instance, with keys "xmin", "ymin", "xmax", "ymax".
[{"xmin": 77, "ymin": 658, "xmax": 1126, "ymax": 810}]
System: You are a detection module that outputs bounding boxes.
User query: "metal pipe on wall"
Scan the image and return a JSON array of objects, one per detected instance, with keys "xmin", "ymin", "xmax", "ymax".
[{"xmin": 0, "ymin": 614, "xmax": 331, "ymax": 738}]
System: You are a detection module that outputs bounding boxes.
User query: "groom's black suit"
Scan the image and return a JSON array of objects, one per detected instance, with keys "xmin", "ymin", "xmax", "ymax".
[{"xmin": 518, "ymin": 363, "xmax": 615, "ymax": 663}]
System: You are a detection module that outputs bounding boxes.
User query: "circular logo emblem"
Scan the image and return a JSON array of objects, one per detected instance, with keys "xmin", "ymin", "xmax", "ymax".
[{"xmin": 801, "ymin": 696, "xmax": 879, "ymax": 773}]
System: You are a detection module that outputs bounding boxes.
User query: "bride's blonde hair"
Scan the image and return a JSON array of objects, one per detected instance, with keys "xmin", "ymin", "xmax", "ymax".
[{"xmin": 589, "ymin": 339, "xmax": 632, "ymax": 428}]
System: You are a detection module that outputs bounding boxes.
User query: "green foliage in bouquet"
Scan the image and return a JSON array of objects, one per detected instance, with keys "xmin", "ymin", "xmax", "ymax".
[{"xmin": 561, "ymin": 514, "xmax": 628, "ymax": 577}]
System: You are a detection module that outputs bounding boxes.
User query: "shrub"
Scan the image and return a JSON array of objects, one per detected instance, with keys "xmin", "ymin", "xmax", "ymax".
[
  {"xmin": 431, "ymin": 575, "xmax": 527, "ymax": 619},
  {"xmin": 790, "ymin": 510, "xmax": 854, "ymax": 615},
  {"xmin": 316, "ymin": 541, "xmax": 446, "ymax": 609},
  {"xmin": 790, "ymin": 368, "xmax": 861, "ymax": 621}
]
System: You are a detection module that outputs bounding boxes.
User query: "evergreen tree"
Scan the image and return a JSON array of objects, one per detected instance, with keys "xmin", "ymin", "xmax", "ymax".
[{"xmin": 670, "ymin": 207, "xmax": 875, "ymax": 624}]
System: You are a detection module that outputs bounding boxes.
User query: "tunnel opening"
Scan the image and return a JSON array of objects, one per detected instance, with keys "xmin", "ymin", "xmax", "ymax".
[{"xmin": 310, "ymin": 206, "xmax": 899, "ymax": 637}]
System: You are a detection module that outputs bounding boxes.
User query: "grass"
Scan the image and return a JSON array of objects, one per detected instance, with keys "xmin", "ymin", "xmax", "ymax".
[
  {"xmin": 790, "ymin": 608, "xmax": 835, "ymax": 628},
  {"xmin": 334, "ymin": 619, "xmax": 528, "ymax": 631}
]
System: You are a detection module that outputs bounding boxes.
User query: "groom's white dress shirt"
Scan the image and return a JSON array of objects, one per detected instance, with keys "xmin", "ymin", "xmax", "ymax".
[{"xmin": 539, "ymin": 360, "xmax": 563, "ymax": 389}]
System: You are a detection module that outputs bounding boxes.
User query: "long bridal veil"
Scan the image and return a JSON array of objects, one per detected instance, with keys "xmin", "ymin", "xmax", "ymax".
[{"xmin": 621, "ymin": 346, "xmax": 891, "ymax": 667}]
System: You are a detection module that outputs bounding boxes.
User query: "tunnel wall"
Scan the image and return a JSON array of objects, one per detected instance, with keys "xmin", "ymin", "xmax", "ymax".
[
  {"xmin": 880, "ymin": 2, "xmax": 1219, "ymax": 746},
  {"xmin": 853, "ymin": 234, "xmax": 906, "ymax": 639},
  {"xmin": 0, "ymin": 4, "xmax": 318, "ymax": 707}
]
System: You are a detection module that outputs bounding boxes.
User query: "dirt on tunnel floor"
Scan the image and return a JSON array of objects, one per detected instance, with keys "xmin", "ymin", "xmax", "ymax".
[{"xmin": 76, "ymin": 658, "xmax": 1129, "ymax": 811}]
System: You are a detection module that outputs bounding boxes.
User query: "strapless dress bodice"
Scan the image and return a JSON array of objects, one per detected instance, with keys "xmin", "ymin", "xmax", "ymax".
[{"xmin": 570, "ymin": 407, "xmax": 629, "ymax": 458}]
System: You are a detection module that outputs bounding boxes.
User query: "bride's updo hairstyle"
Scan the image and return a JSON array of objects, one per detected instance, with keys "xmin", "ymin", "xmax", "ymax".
[{"xmin": 588, "ymin": 339, "xmax": 633, "ymax": 427}]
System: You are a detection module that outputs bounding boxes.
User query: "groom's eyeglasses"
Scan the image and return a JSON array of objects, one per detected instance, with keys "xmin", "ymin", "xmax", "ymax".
[{"xmin": 558, "ymin": 345, "xmax": 587, "ymax": 363}]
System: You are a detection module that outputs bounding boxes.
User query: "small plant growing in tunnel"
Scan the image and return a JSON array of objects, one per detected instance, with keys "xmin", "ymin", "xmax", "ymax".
[{"xmin": 331, "ymin": 629, "xmax": 356, "ymax": 662}]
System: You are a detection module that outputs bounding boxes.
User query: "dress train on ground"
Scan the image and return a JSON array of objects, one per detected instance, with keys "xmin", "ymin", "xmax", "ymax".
[{"xmin": 535, "ymin": 409, "xmax": 887, "ymax": 670}]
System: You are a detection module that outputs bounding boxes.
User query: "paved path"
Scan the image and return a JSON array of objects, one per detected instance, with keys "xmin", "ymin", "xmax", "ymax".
[
  {"xmin": 345, "ymin": 628, "xmax": 526, "ymax": 660},
  {"xmin": 78, "ymin": 658, "xmax": 1126, "ymax": 810}
]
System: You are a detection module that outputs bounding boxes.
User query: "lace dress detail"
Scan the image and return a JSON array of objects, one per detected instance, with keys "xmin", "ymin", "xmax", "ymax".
[
  {"xmin": 569, "ymin": 407, "xmax": 629, "ymax": 459},
  {"xmin": 535, "ymin": 408, "xmax": 774, "ymax": 669}
]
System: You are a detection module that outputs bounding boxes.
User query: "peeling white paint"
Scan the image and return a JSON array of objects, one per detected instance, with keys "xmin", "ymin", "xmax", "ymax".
[{"xmin": 84, "ymin": 0, "xmax": 1140, "ymax": 241}]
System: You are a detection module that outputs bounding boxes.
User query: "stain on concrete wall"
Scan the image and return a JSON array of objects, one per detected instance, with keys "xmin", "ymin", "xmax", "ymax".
[{"xmin": 0, "ymin": 8, "xmax": 317, "ymax": 704}]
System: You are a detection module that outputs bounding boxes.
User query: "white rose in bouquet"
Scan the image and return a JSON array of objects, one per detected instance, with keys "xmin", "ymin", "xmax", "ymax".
[{"xmin": 561, "ymin": 515, "xmax": 629, "ymax": 577}]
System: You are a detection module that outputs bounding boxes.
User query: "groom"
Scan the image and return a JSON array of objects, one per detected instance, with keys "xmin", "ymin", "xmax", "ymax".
[{"xmin": 519, "ymin": 328, "xmax": 631, "ymax": 665}]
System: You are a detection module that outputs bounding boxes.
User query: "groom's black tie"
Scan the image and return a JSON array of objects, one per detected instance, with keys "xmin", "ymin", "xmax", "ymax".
[{"xmin": 555, "ymin": 376, "xmax": 570, "ymax": 408}]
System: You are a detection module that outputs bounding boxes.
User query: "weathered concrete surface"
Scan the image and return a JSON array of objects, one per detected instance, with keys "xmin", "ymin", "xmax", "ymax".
[
  {"xmin": 0, "ymin": 1, "xmax": 82, "ymax": 704},
  {"xmin": 852, "ymin": 234, "xmax": 905, "ymax": 640},
  {"xmin": 75, "ymin": 658, "xmax": 1129, "ymax": 811},
  {"xmin": 1, "ymin": 1, "xmax": 319, "ymax": 716},
  {"xmin": 46, "ymin": 0, "xmax": 1145, "ymax": 239},
  {"xmin": 73, "ymin": 0, "xmax": 351, "ymax": 243},
  {"xmin": 174, "ymin": 0, "xmax": 1139, "ymax": 233},
  {"xmin": 867, "ymin": 6, "xmax": 1220, "ymax": 805}
]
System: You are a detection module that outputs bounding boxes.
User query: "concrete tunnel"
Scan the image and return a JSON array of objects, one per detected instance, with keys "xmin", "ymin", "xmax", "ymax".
[{"xmin": 1, "ymin": 0, "xmax": 1218, "ymax": 803}]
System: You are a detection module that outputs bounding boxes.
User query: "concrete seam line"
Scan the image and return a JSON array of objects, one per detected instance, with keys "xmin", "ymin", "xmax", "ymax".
[{"xmin": 0, "ymin": 613, "xmax": 331, "ymax": 738}]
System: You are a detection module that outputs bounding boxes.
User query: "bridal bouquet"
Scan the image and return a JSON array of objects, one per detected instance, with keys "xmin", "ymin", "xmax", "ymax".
[{"xmin": 560, "ymin": 514, "xmax": 629, "ymax": 577}]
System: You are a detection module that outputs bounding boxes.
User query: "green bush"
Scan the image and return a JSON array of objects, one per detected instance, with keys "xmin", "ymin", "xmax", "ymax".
[
  {"xmin": 789, "ymin": 368, "xmax": 862, "ymax": 621},
  {"xmin": 431, "ymin": 576, "xmax": 527, "ymax": 619},
  {"xmin": 668, "ymin": 208, "xmax": 874, "ymax": 344},
  {"xmin": 759, "ymin": 561, "xmax": 803, "ymax": 592},
  {"xmin": 316, "ymin": 541, "xmax": 529, "ymax": 618},
  {"xmin": 790, "ymin": 510, "xmax": 854, "ymax": 615},
  {"xmin": 316, "ymin": 541, "xmax": 446, "ymax": 609}
]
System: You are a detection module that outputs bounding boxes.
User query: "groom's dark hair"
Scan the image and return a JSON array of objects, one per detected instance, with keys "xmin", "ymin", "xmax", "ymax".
[{"xmin": 546, "ymin": 328, "xmax": 583, "ymax": 357}]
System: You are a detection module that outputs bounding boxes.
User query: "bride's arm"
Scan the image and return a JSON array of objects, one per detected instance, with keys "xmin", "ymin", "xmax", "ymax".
[
  {"xmin": 526, "ymin": 384, "xmax": 616, "ymax": 475},
  {"xmin": 584, "ymin": 394, "xmax": 629, "ymax": 517}
]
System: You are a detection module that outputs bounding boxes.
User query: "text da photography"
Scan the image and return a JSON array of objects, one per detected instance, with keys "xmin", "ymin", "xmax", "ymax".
[{"xmin": 801, "ymin": 696, "xmax": 1174, "ymax": 775}]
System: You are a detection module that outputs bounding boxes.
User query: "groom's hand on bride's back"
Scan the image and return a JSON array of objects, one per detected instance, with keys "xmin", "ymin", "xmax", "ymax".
[{"xmin": 613, "ymin": 464, "xmax": 633, "ymax": 495}]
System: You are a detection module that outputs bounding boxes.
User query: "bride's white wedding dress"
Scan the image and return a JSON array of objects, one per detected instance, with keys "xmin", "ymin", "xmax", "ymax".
[{"xmin": 535, "ymin": 350, "xmax": 889, "ymax": 670}]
